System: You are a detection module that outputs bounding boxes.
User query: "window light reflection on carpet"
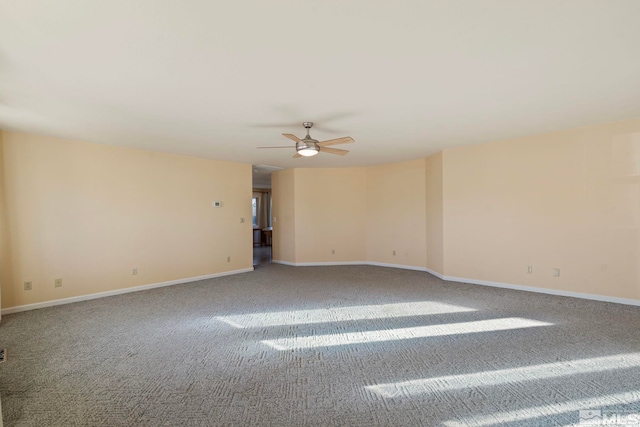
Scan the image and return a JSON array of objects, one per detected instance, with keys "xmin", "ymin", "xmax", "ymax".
[
  {"xmin": 367, "ymin": 352, "xmax": 640, "ymax": 398},
  {"xmin": 261, "ymin": 317, "xmax": 552, "ymax": 350},
  {"xmin": 442, "ymin": 390, "xmax": 640, "ymax": 427},
  {"xmin": 217, "ymin": 301, "xmax": 477, "ymax": 329}
]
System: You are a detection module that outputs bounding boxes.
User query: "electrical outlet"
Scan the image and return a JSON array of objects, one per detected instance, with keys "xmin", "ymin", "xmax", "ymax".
[
  {"xmin": 392, "ymin": 250, "xmax": 396, "ymax": 256},
  {"xmin": 24, "ymin": 281, "xmax": 32, "ymax": 291},
  {"xmin": 227, "ymin": 256, "xmax": 231, "ymax": 262},
  {"xmin": 240, "ymin": 217, "xmax": 245, "ymax": 223},
  {"xmin": 331, "ymin": 249, "xmax": 335, "ymax": 255},
  {"xmin": 553, "ymin": 268, "xmax": 560, "ymax": 277},
  {"xmin": 55, "ymin": 279, "xmax": 62, "ymax": 287},
  {"xmin": 526, "ymin": 265, "xmax": 533, "ymax": 274},
  {"xmin": 132, "ymin": 268, "xmax": 138, "ymax": 275}
]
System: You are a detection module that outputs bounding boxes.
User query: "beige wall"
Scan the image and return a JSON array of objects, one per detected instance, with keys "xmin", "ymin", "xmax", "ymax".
[
  {"xmin": 1, "ymin": 131, "xmax": 252, "ymax": 309},
  {"xmin": 273, "ymin": 161, "xmax": 425, "ymax": 268},
  {"xmin": 0, "ymin": 132, "xmax": 6, "ymax": 316},
  {"xmin": 271, "ymin": 118, "xmax": 640, "ymax": 302},
  {"xmin": 425, "ymin": 153, "xmax": 444, "ymax": 274},
  {"xmin": 271, "ymin": 168, "xmax": 296, "ymax": 263},
  {"xmin": 272, "ymin": 168, "xmax": 367, "ymax": 264},
  {"xmin": 294, "ymin": 168, "xmax": 367, "ymax": 263},
  {"xmin": 5, "ymin": 116, "xmax": 639, "ymax": 310},
  {"xmin": 366, "ymin": 159, "xmax": 426, "ymax": 267},
  {"xmin": 442, "ymin": 118, "xmax": 640, "ymax": 300}
]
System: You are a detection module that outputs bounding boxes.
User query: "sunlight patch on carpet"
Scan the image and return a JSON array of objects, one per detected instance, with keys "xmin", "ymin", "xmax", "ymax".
[
  {"xmin": 367, "ymin": 352, "xmax": 640, "ymax": 398},
  {"xmin": 442, "ymin": 390, "xmax": 640, "ymax": 427},
  {"xmin": 217, "ymin": 301, "xmax": 476, "ymax": 328},
  {"xmin": 261, "ymin": 317, "xmax": 551, "ymax": 350}
]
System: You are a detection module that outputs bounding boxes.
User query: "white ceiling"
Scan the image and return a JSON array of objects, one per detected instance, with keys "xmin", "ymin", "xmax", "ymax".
[{"xmin": 1, "ymin": 1, "xmax": 640, "ymax": 171}]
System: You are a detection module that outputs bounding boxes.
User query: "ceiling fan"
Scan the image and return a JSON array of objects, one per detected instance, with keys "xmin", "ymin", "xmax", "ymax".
[{"xmin": 257, "ymin": 122, "xmax": 354, "ymax": 158}]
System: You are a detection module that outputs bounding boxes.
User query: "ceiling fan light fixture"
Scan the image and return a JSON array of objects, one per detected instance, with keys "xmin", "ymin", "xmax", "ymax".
[
  {"xmin": 298, "ymin": 147, "xmax": 318, "ymax": 157},
  {"xmin": 296, "ymin": 142, "xmax": 319, "ymax": 156}
]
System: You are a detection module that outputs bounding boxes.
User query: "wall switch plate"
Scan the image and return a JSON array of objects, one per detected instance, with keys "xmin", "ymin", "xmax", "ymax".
[
  {"xmin": 132, "ymin": 268, "xmax": 138, "ymax": 275},
  {"xmin": 526, "ymin": 265, "xmax": 533, "ymax": 274},
  {"xmin": 24, "ymin": 281, "xmax": 32, "ymax": 291},
  {"xmin": 55, "ymin": 279, "xmax": 62, "ymax": 287},
  {"xmin": 553, "ymin": 268, "xmax": 560, "ymax": 277}
]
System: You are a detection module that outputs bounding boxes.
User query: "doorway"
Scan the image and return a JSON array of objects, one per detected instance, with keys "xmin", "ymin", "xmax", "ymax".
[
  {"xmin": 252, "ymin": 165, "xmax": 281, "ymax": 267},
  {"xmin": 252, "ymin": 190, "xmax": 272, "ymax": 268},
  {"xmin": 251, "ymin": 165, "xmax": 279, "ymax": 268},
  {"xmin": 252, "ymin": 191, "xmax": 272, "ymax": 267}
]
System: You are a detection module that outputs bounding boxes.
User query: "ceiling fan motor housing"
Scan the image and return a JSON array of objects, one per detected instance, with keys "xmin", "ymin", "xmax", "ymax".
[
  {"xmin": 296, "ymin": 139, "xmax": 320, "ymax": 156},
  {"xmin": 296, "ymin": 141, "xmax": 319, "ymax": 152}
]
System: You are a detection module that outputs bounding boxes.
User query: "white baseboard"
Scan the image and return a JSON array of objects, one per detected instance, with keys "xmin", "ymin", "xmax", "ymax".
[
  {"xmin": 7, "ymin": 262, "xmax": 639, "ymax": 314},
  {"xmin": 273, "ymin": 260, "xmax": 424, "ymax": 269},
  {"xmin": 368, "ymin": 261, "xmax": 430, "ymax": 272},
  {"xmin": 272, "ymin": 260, "xmax": 367, "ymax": 267},
  {"xmin": 1, "ymin": 267, "xmax": 254, "ymax": 315},
  {"xmin": 271, "ymin": 260, "xmax": 296, "ymax": 266},
  {"xmin": 424, "ymin": 267, "xmax": 446, "ymax": 280},
  {"xmin": 270, "ymin": 260, "xmax": 640, "ymax": 307},
  {"xmin": 441, "ymin": 274, "xmax": 640, "ymax": 307}
]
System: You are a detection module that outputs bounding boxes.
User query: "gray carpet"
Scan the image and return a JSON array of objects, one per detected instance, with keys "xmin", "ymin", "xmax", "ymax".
[{"xmin": 1, "ymin": 264, "xmax": 640, "ymax": 426}]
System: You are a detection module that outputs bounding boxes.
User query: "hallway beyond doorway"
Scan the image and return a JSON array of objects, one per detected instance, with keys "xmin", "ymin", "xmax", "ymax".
[{"xmin": 253, "ymin": 245, "xmax": 271, "ymax": 267}]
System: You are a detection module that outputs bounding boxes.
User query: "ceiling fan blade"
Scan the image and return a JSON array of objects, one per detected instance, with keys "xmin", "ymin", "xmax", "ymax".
[
  {"xmin": 257, "ymin": 146, "xmax": 294, "ymax": 149},
  {"xmin": 317, "ymin": 136, "xmax": 354, "ymax": 147},
  {"xmin": 320, "ymin": 147, "xmax": 349, "ymax": 156},
  {"xmin": 293, "ymin": 153, "xmax": 302, "ymax": 158},
  {"xmin": 282, "ymin": 133, "xmax": 302, "ymax": 143}
]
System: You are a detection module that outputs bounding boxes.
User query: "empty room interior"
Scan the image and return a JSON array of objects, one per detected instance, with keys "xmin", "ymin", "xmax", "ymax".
[{"xmin": 1, "ymin": 1, "xmax": 640, "ymax": 426}]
